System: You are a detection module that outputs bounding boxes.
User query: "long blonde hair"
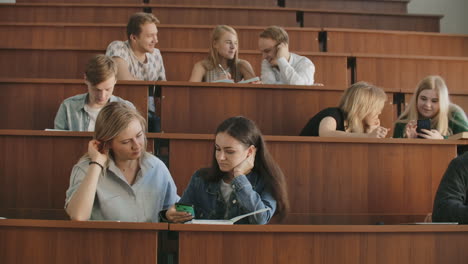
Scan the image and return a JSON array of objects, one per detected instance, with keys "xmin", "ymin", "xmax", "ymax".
[
  {"xmin": 204, "ymin": 25, "xmax": 240, "ymax": 80},
  {"xmin": 339, "ymin": 82, "xmax": 387, "ymax": 133},
  {"xmin": 396, "ymin": 75, "xmax": 466, "ymax": 136},
  {"xmin": 81, "ymin": 102, "xmax": 147, "ymax": 167}
]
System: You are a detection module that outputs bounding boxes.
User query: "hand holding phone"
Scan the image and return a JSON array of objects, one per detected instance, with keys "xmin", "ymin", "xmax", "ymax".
[
  {"xmin": 175, "ymin": 203, "xmax": 195, "ymax": 216},
  {"xmin": 416, "ymin": 119, "xmax": 431, "ymax": 138},
  {"xmin": 165, "ymin": 204, "xmax": 194, "ymax": 223}
]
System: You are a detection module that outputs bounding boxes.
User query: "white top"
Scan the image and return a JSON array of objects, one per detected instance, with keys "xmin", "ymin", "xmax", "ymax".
[
  {"xmin": 220, "ymin": 179, "xmax": 234, "ymax": 203},
  {"xmin": 83, "ymin": 104, "xmax": 102, "ymax": 131},
  {"xmin": 261, "ymin": 52, "xmax": 315, "ymax": 85}
]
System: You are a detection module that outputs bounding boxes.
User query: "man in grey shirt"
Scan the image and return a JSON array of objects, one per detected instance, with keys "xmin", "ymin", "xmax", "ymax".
[
  {"xmin": 54, "ymin": 54, "xmax": 134, "ymax": 131},
  {"xmin": 258, "ymin": 26, "xmax": 315, "ymax": 85}
]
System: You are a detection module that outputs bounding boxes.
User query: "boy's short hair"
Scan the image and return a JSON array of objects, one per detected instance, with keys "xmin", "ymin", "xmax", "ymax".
[
  {"xmin": 259, "ymin": 26, "xmax": 289, "ymax": 44},
  {"xmin": 85, "ymin": 54, "xmax": 117, "ymax": 86},
  {"xmin": 127, "ymin": 12, "xmax": 160, "ymax": 40}
]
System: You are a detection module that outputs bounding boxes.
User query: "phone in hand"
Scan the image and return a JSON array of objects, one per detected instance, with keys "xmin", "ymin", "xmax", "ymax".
[
  {"xmin": 416, "ymin": 119, "xmax": 431, "ymax": 138},
  {"xmin": 175, "ymin": 203, "xmax": 195, "ymax": 216}
]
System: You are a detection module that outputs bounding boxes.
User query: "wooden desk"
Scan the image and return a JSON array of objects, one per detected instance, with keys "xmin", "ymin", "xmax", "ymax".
[
  {"xmin": 0, "ymin": 3, "xmax": 143, "ymax": 23},
  {"xmin": 325, "ymin": 28, "xmax": 468, "ymax": 57},
  {"xmin": 0, "ymin": 4, "xmax": 299, "ymax": 26},
  {"xmin": 0, "ymin": 79, "xmax": 150, "ymax": 130},
  {"xmin": 285, "ymin": 0, "xmax": 408, "ymax": 13},
  {"xmin": 0, "ymin": 130, "xmax": 154, "ymax": 219},
  {"xmin": 172, "ymin": 224, "xmax": 468, "ymax": 264},
  {"xmin": 0, "ymin": 219, "xmax": 167, "ymax": 264},
  {"xmin": 0, "ymin": 23, "xmax": 320, "ymax": 52},
  {"xmin": 355, "ymin": 54, "xmax": 468, "ymax": 96},
  {"xmin": 158, "ymin": 81, "xmax": 394, "ymax": 135},
  {"xmin": 154, "ymin": 133, "xmax": 464, "ymax": 224},
  {"xmin": 302, "ymin": 9, "xmax": 441, "ymax": 32},
  {"xmin": 0, "ymin": 48, "xmax": 347, "ymax": 82}
]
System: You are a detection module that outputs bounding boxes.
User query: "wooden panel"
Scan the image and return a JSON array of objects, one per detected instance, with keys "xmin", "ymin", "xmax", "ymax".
[
  {"xmin": 16, "ymin": 0, "xmax": 143, "ymax": 2},
  {"xmin": 0, "ymin": 23, "xmax": 320, "ymax": 52},
  {"xmin": 286, "ymin": 0, "xmax": 407, "ymax": 13},
  {"xmin": 0, "ymin": 4, "xmax": 142, "ymax": 23},
  {"xmin": 0, "ymin": 4, "xmax": 298, "ymax": 26},
  {"xmin": 0, "ymin": 131, "xmax": 155, "ymax": 219},
  {"xmin": 0, "ymin": 80, "xmax": 149, "ymax": 130},
  {"xmin": 303, "ymin": 11, "xmax": 440, "ymax": 32},
  {"xmin": 159, "ymin": 82, "xmax": 393, "ymax": 135},
  {"xmin": 150, "ymin": 5, "xmax": 299, "ymax": 26},
  {"xmin": 0, "ymin": 220, "xmax": 165, "ymax": 264},
  {"xmin": 162, "ymin": 50, "xmax": 349, "ymax": 87},
  {"xmin": 174, "ymin": 225, "xmax": 468, "ymax": 264},
  {"xmin": 163, "ymin": 134, "xmax": 460, "ymax": 223},
  {"xmin": 159, "ymin": 25, "xmax": 320, "ymax": 52},
  {"xmin": 0, "ymin": 49, "xmax": 341, "ymax": 81},
  {"xmin": 0, "ymin": 23, "xmax": 126, "ymax": 50},
  {"xmin": 355, "ymin": 55, "xmax": 468, "ymax": 94},
  {"xmin": 0, "ymin": 49, "xmax": 99, "ymax": 79},
  {"xmin": 326, "ymin": 28, "xmax": 468, "ymax": 57}
]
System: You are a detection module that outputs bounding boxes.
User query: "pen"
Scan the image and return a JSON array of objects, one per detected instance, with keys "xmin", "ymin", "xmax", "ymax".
[{"xmin": 218, "ymin": 64, "xmax": 229, "ymax": 79}]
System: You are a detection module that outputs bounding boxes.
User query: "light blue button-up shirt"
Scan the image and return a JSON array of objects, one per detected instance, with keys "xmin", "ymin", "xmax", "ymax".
[
  {"xmin": 65, "ymin": 153, "xmax": 179, "ymax": 222},
  {"xmin": 54, "ymin": 93, "xmax": 134, "ymax": 131}
]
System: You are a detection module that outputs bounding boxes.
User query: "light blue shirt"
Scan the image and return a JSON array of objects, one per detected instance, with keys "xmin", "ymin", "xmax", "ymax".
[
  {"xmin": 54, "ymin": 93, "xmax": 134, "ymax": 131},
  {"xmin": 65, "ymin": 153, "xmax": 179, "ymax": 222}
]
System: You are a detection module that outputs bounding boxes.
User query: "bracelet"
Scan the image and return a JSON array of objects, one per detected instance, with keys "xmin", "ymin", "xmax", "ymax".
[{"xmin": 89, "ymin": 161, "xmax": 104, "ymax": 171}]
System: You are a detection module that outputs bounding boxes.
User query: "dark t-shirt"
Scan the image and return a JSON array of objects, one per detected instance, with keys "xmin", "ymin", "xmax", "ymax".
[{"xmin": 299, "ymin": 107, "xmax": 346, "ymax": 136}]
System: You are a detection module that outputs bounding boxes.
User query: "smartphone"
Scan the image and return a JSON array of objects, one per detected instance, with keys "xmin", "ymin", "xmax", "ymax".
[
  {"xmin": 175, "ymin": 203, "xmax": 195, "ymax": 216},
  {"xmin": 416, "ymin": 119, "xmax": 431, "ymax": 138}
]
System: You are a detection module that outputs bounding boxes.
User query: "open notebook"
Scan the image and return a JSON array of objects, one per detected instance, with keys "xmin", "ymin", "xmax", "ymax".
[
  {"xmin": 212, "ymin": 76, "xmax": 260, "ymax": 84},
  {"xmin": 188, "ymin": 207, "xmax": 270, "ymax": 225}
]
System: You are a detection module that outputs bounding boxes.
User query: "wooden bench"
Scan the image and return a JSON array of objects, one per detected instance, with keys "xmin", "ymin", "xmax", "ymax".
[
  {"xmin": 157, "ymin": 81, "xmax": 396, "ymax": 135},
  {"xmin": 0, "ymin": 48, "xmax": 348, "ymax": 86},
  {"xmin": 302, "ymin": 8, "xmax": 441, "ymax": 32},
  {"xmin": 0, "ymin": 23, "xmax": 320, "ymax": 52},
  {"xmin": 0, "ymin": 131, "xmax": 463, "ymax": 222},
  {"xmin": 324, "ymin": 28, "xmax": 468, "ymax": 56},
  {"xmin": 158, "ymin": 133, "xmax": 462, "ymax": 224},
  {"xmin": 0, "ymin": 4, "xmax": 440, "ymax": 32},
  {"xmin": 355, "ymin": 54, "xmax": 468, "ymax": 113},
  {"xmin": 0, "ymin": 219, "xmax": 167, "ymax": 264},
  {"xmin": 173, "ymin": 224, "xmax": 468, "ymax": 264}
]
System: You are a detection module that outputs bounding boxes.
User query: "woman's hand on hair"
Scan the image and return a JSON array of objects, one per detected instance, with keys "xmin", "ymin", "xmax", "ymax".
[
  {"xmin": 233, "ymin": 146, "xmax": 257, "ymax": 177},
  {"xmin": 165, "ymin": 205, "xmax": 193, "ymax": 223},
  {"xmin": 88, "ymin": 139, "xmax": 108, "ymax": 165},
  {"xmin": 405, "ymin": 120, "xmax": 418, "ymax": 138},
  {"xmin": 368, "ymin": 126, "xmax": 390, "ymax": 138},
  {"xmin": 418, "ymin": 129, "xmax": 444, "ymax": 139}
]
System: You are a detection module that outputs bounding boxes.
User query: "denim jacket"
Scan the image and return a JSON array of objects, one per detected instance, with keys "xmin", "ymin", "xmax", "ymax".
[
  {"xmin": 54, "ymin": 93, "xmax": 134, "ymax": 131},
  {"xmin": 179, "ymin": 169, "xmax": 276, "ymax": 224}
]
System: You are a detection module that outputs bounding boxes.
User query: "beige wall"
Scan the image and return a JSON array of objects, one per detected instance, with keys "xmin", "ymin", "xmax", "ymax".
[{"xmin": 408, "ymin": 0, "xmax": 468, "ymax": 34}]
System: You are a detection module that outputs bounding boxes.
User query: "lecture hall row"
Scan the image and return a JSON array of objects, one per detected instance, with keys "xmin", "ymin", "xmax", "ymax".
[
  {"xmin": 2, "ymin": 218, "xmax": 468, "ymax": 264},
  {"xmin": 0, "ymin": 130, "xmax": 464, "ymax": 224},
  {"xmin": 11, "ymin": 0, "xmax": 412, "ymax": 13},
  {"xmin": 2, "ymin": 79, "xmax": 468, "ymax": 135},
  {"xmin": 0, "ymin": 3, "xmax": 441, "ymax": 32},
  {"xmin": 3, "ymin": 23, "xmax": 467, "ymax": 56}
]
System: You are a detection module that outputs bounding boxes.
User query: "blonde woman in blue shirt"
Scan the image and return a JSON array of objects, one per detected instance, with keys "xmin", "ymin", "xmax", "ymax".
[{"xmin": 65, "ymin": 102, "xmax": 178, "ymax": 222}]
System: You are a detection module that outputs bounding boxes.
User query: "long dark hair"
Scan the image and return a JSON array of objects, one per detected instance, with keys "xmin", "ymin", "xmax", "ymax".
[{"xmin": 205, "ymin": 116, "xmax": 289, "ymax": 219}]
